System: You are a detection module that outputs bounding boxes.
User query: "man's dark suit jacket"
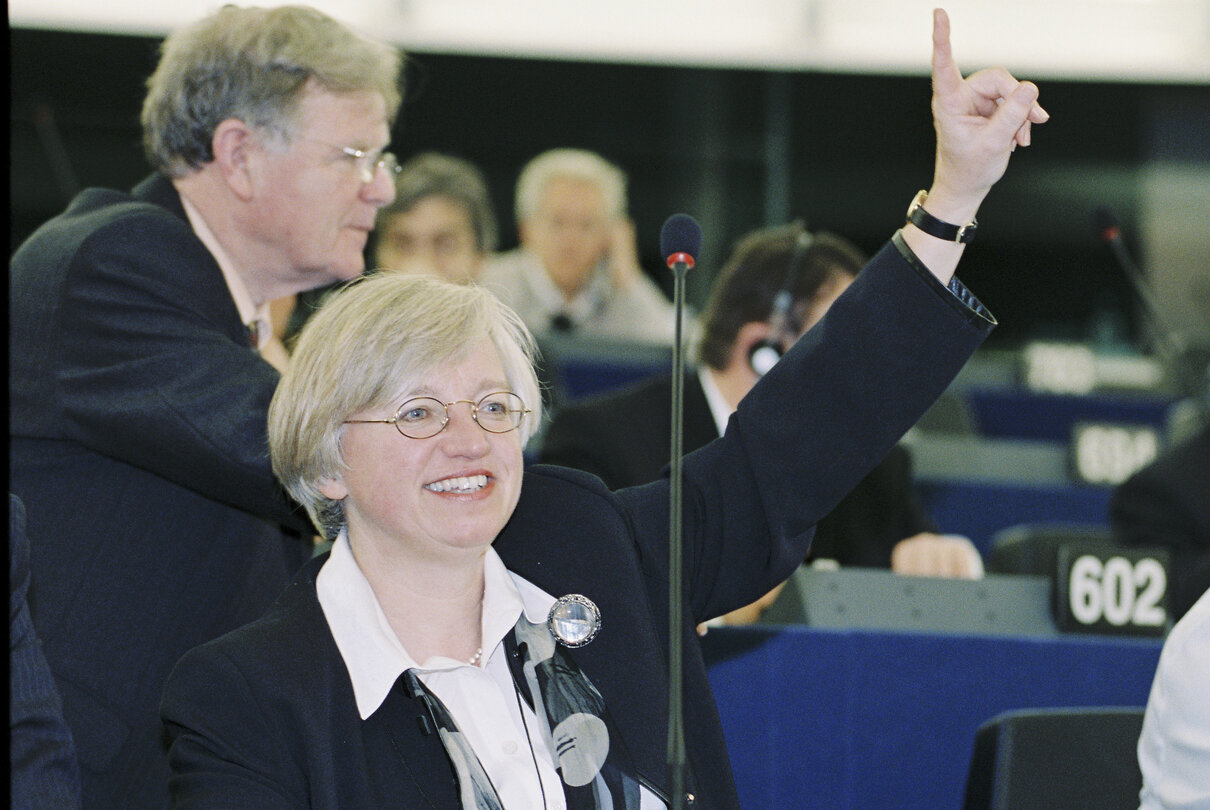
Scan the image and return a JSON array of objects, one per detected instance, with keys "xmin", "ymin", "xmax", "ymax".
[
  {"xmin": 1111, "ymin": 421, "xmax": 1210, "ymax": 620},
  {"xmin": 540, "ymin": 369, "xmax": 934, "ymax": 569},
  {"xmin": 161, "ymin": 240, "xmax": 994, "ymax": 808},
  {"xmin": 9, "ymin": 174, "xmax": 312, "ymax": 809},
  {"xmin": 10, "ymin": 494, "xmax": 82, "ymax": 809}
]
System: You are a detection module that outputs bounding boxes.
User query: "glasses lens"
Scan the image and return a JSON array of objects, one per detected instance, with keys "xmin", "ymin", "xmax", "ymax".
[
  {"xmin": 380, "ymin": 152, "xmax": 400, "ymax": 177},
  {"xmin": 394, "ymin": 397, "xmax": 447, "ymax": 439},
  {"xmin": 475, "ymin": 392, "xmax": 525, "ymax": 433}
]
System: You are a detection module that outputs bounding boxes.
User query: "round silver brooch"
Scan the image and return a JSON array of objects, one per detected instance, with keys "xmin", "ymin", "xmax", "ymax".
[{"xmin": 547, "ymin": 594, "xmax": 602, "ymax": 648}]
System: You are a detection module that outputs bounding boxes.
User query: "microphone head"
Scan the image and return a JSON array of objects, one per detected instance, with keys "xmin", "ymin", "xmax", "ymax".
[
  {"xmin": 1093, "ymin": 207, "xmax": 1121, "ymax": 242},
  {"xmin": 660, "ymin": 214, "xmax": 702, "ymax": 269}
]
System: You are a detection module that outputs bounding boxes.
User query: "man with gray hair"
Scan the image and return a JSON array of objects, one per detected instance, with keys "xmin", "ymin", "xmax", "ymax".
[
  {"xmin": 8, "ymin": 5, "xmax": 402, "ymax": 806},
  {"xmin": 480, "ymin": 147, "xmax": 679, "ymax": 344}
]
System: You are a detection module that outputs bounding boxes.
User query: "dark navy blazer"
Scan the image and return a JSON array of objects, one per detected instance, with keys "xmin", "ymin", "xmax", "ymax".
[
  {"xmin": 10, "ymin": 494, "xmax": 83, "ymax": 809},
  {"xmin": 161, "ymin": 239, "xmax": 994, "ymax": 808},
  {"xmin": 9, "ymin": 174, "xmax": 313, "ymax": 809}
]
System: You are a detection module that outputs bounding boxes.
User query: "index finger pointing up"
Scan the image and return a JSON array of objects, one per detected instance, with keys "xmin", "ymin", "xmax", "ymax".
[{"xmin": 932, "ymin": 8, "xmax": 964, "ymax": 96}]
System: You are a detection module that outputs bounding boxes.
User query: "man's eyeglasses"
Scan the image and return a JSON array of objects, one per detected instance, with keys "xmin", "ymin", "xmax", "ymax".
[
  {"xmin": 344, "ymin": 392, "xmax": 530, "ymax": 439},
  {"xmin": 305, "ymin": 138, "xmax": 401, "ymax": 184}
]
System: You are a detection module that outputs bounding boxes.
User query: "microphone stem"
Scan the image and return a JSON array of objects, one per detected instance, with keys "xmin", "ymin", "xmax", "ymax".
[
  {"xmin": 1104, "ymin": 237, "xmax": 1203, "ymax": 398},
  {"xmin": 1106, "ymin": 239, "xmax": 1183, "ymax": 356},
  {"xmin": 667, "ymin": 259, "xmax": 688, "ymax": 807}
]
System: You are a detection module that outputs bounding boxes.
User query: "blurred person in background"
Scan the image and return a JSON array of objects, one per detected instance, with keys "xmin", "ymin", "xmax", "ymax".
[
  {"xmin": 1111, "ymin": 420, "xmax": 1210, "ymax": 622},
  {"xmin": 480, "ymin": 147, "xmax": 679, "ymax": 345},
  {"xmin": 372, "ymin": 151, "xmax": 498, "ymax": 283}
]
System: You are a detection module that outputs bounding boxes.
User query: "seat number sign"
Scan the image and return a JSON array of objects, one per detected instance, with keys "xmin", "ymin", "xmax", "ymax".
[{"xmin": 1055, "ymin": 543, "xmax": 1171, "ymax": 636}]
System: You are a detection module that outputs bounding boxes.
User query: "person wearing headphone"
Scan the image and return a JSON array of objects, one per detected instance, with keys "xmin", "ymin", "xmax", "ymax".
[{"xmin": 539, "ymin": 223, "xmax": 982, "ymax": 623}]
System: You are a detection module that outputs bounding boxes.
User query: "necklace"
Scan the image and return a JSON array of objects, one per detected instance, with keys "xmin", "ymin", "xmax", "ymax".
[{"xmin": 467, "ymin": 647, "xmax": 483, "ymax": 666}]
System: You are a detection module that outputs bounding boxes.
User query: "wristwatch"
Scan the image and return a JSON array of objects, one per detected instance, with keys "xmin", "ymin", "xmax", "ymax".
[{"xmin": 905, "ymin": 190, "xmax": 977, "ymax": 244}]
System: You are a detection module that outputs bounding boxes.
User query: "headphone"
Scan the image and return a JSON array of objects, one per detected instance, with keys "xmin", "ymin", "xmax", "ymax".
[{"xmin": 748, "ymin": 228, "xmax": 815, "ymax": 376}]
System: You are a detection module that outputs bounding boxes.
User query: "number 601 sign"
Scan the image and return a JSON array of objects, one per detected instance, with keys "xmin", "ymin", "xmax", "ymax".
[{"xmin": 1055, "ymin": 544, "xmax": 1171, "ymax": 636}]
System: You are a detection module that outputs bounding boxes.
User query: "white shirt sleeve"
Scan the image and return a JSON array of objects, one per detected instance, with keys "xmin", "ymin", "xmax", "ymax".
[{"xmin": 1137, "ymin": 589, "xmax": 1210, "ymax": 810}]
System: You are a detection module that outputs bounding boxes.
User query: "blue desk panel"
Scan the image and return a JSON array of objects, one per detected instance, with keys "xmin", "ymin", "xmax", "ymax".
[
  {"xmin": 555, "ymin": 361, "xmax": 666, "ymax": 401},
  {"xmin": 918, "ymin": 480, "xmax": 1113, "ymax": 554},
  {"xmin": 966, "ymin": 388, "xmax": 1174, "ymax": 442},
  {"xmin": 703, "ymin": 626, "xmax": 1161, "ymax": 810},
  {"xmin": 536, "ymin": 336, "xmax": 672, "ymax": 402}
]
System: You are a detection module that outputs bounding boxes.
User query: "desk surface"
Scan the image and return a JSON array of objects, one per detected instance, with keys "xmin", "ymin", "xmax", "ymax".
[{"xmin": 703, "ymin": 625, "xmax": 1161, "ymax": 810}]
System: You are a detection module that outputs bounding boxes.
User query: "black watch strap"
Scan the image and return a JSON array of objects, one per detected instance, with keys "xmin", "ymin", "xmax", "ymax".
[{"xmin": 905, "ymin": 190, "xmax": 977, "ymax": 244}]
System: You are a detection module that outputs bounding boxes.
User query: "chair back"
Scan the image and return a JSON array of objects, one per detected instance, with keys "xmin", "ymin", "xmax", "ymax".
[
  {"xmin": 988, "ymin": 522, "xmax": 1117, "ymax": 577},
  {"xmin": 963, "ymin": 706, "xmax": 1145, "ymax": 810}
]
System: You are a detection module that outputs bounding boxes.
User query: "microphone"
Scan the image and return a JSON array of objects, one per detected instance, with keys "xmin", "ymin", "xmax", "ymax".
[
  {"xmin": 659, "ymin": 212, "xmax": 699, "ymax": 810},
  {"xmin": 661, "ymin": 214, "xmax": 702, "ymax": 271},
  {"xmin": 1094, "ymin": 207, "xmax": 1164, "ymax": 324},
  {"xmin": 1094, "ymin": 207, "xmax": 1207, "ymax": 401}
]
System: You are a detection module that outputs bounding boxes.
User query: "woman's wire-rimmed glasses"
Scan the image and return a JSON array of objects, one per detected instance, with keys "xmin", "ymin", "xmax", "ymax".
[{"xmin": 343, "ymin": 392, "xmax": 530, "ymax": 439}]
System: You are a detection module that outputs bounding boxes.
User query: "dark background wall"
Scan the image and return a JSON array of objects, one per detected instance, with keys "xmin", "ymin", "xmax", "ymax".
[{"xmin": 11, "ymin": 27, "xmax": 1208, "ymax": 348}]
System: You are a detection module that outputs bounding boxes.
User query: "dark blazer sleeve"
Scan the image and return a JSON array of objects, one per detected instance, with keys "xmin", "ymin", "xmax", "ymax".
[
  {"xmin": 9, "ymin": 179, "xmax": 301, "ymax": 527},
  {"xmin": 808, "ymin": 443, "xmax": 937, "ymax": 568},
  {"xmin": 8, "ymin": 495, "xmax": 82, "ymax": 810},
  {"xmin": 163, "ymin": 648, "xmax": 308, "ymax": 810},
  {"xmin": 616, "ymin": 240, "xmax": 994, "ymax": 622},
  {"xmin": 163, "ymin": 566, "xmax": 339, "ymax": 809},
  {"xmin": 543, "ymin": 369, "xmax": 938, "ymax": 570},
  {"xmin": 161, "ymin": 561, "xmax": 385, "ymax": 809}
]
